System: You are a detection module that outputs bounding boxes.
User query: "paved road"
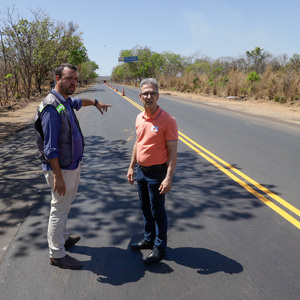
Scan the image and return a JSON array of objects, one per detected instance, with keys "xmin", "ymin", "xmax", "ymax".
[{"xmin": 0, "ymin": 83, "xmax": 299, "ymax": 299}]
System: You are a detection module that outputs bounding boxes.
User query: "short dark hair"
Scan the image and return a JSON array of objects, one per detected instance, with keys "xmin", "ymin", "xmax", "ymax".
[{"xmin": 55, "ymin": 63, "xmax": 77, "ymax": 78}]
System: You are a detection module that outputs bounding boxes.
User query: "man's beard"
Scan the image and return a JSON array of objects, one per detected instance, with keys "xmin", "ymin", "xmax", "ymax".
[{"xmin": 61, "ymin": 83, "xmax": 76, "ymax": 95}]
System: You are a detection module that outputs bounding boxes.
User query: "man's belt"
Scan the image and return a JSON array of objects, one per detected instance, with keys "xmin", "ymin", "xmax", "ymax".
[{"xmin": 139, "ymin": 163, "xmax": 167, "ymax": 173}]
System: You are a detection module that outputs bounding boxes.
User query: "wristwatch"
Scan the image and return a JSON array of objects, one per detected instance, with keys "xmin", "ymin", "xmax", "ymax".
[{"xmin": 94, "ymin": 99, "xmax": 98, "ymax": 106}]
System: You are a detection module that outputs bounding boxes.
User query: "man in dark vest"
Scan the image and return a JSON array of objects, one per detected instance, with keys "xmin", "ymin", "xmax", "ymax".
[{"xmin": 34, "ymin": 63, "xmax": 111, "ymax": 269}]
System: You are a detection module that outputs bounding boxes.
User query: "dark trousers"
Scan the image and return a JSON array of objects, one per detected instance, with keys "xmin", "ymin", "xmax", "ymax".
[{"xmin": 137, "ymin": 164, "xmax": 168, "ymax": 250}]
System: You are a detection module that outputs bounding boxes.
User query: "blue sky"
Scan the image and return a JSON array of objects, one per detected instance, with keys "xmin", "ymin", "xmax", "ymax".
[{"xmin": 1, "ymin": 0, "xmax": 299, "ymax": 75}]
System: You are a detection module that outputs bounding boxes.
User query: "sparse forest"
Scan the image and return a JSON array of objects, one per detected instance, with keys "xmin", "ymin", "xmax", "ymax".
[
  {"xmin": 1, "ymin": 6, "xmax": 300, "ymax": 108},
  {"xmin": 112, "ymin": 46, "xmax": 300, "ymax": 104},
  {"xmin": 0, "ymin": 7, "xmax": 99, "ymax": 106}
]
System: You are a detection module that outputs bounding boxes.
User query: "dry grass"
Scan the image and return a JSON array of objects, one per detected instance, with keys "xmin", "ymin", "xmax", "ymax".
[{"xmin": 158, "ymin": 68, "xmax": 300, "ymax": 104}]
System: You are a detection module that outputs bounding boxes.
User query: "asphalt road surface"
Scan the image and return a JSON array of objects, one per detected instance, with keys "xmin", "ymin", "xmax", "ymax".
[{"xmin": 0, "ymin": 83, "xmax": 299, "ymax": 300}]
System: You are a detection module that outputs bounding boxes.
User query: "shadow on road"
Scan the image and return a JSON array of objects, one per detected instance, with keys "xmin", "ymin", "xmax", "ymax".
[
  {"xmin": 0, "ymin": 126, "xmax": 45, "ymax": 256},
  {"xmin": 68, "ymin": 240, "xmax": 174, "ymax": 286},
  {"xmin": 67, "ymin": 242, "xmax": 243, "ymax": 286},
  {"xmin": 2, "ymin": 132, "xmax": 275, "ymax": 282},
  {"xmin": 166, "ymin": 247, "xmax": 243, "ymax": 275},
  {"xmin": 66, "ymin": 230, "xmax": 243, "ymax": 285},
  {"xmin": 169, "ymin": 149, "xmax": 267, "ymax": 226}
]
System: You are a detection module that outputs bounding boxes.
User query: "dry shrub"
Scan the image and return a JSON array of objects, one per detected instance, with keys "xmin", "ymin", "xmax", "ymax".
[
  {"xmin": 260, "ymin": 66, "xmax": 278, "ymax": 100},
  {"xmin": 261, "ymin": 70, "xmax": 300, "ymax": 101},
  {"xmin": 159, "ymin": 75, "xmax": 180, "ymax": 90},
  {"xmin": 282, "ymin": 71, "xmax": 299, "ymax": 100},
  {"xmin": 177, "ymin": 73, "xmax": 192, "ymax": 92},
  {"xmin": 291, "ymin": 73, "xmax": 300, "ymax": 100},
  {"xmin": 158, "ymin": 67, "xmax": 300, "ymax": 103},
  {"xmin": 225, "ymin": 70, "xmax": 245, "ymax": 97},
  {"xmin": 159, "ymin": 73, "xmax": 197, "ymax": 93},
  {"xmin": 249, "ymin": 68, "xmax": 300, "ymax": 101}
]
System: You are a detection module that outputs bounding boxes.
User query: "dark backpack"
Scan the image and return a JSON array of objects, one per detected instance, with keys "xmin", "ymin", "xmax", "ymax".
[{"xmin": 34, "ymin": 93, "xmax": 67, "ymax": 164}]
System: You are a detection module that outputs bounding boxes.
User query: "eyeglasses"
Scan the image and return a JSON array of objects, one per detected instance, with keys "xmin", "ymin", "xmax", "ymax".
[{"xmin": 141, "ymin": 92, "xmax": 158, "ymax": 98}]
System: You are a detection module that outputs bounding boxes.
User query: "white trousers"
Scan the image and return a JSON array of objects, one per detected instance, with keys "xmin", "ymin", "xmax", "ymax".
[{"xmin": 44, "ymin": 164, "xmax": 81, "ymax": 258}]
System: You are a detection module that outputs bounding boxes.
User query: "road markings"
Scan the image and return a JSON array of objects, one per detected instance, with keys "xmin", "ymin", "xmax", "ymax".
[
  {"xmin": 115, "ymin": 86, "xmax": 300, "ymax": 230},
  {"xmin": 178, "ymin": 132, "xmax": 300, "ymax": 216},
  {"xmin": 178, "ymin": 132, "xmax": 300, "ymax": 230}
]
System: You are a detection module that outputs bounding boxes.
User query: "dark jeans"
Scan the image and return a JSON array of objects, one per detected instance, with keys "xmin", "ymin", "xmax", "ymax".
[{"xmin": 137, "ymin": 164, "xmax": 168, "ymax": 251}]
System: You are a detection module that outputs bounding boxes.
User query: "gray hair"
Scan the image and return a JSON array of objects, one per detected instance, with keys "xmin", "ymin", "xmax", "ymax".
[{"xmin": 140, "ymin": 78, "xmax": 159, "ymax": 93}]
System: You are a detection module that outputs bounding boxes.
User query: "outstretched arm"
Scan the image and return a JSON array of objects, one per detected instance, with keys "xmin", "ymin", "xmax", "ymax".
[{"xmin": 81, "ymin": 98, "xmax": 112, "ymax": 114}]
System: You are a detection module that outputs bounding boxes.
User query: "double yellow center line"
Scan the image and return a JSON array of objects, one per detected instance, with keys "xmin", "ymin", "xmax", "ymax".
[
  {"xmin": 112, "ymin": 85, "xmax": 300, "ymax": 230},
  {"xmin": 178, "ymin": 132, "xmax": 300, "ymax": 230}
]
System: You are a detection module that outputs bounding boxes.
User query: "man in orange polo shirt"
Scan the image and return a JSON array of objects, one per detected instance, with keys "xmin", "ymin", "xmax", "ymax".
[{"xmin": 127, "ymin": 78, "xmax": 178, "ymax": 264}]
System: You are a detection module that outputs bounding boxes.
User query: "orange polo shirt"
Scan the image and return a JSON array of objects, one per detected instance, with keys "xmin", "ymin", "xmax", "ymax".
[{"xmin": 136, "ymin": 106, "xmax": 178, "ymax": 167}]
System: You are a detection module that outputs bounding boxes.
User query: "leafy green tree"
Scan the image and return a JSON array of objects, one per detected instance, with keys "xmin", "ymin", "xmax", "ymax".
[
  {"xmin": 0, "ymin": 7, "xmax": 91, "ymax": 99},
  {"xmin": 162, "ymin": 52, "xmax": 187, "ymax": 77},
  {"xmin": 149, "ymin": 53, "xmax": 166, "ymax": 78},
  {"xmin": 119, "ymin": 49, "xmax": 137, "ymax": 82},
  {"xmin": 111, "ymin": 64, "xmax": 125, "ymax": 82},
  {"xmin": 247, "ymin": 71, "xmax": 260, "ymax": 83},
  {"xmin": 112, "ymin": 60, "xmax": 133, "ymax": 82},
  {"xmin": 31, "ymin": 13, "xmax": 60, "ymax": 93},
  {"xmin": 0, "ymin": 30, "xmax": 11, "ymax": 100},
  {"xmin": 289, "ymin": 54, "xmax": 300, "ymax": 71},
  {"xmin": 189, "ymin": 58, "xmax": 211, "ymax": 75},
  {"xmin": 53, "ymin": 22, "xmax": 88, "ymax": 66},
  {"xmin": 134, "ymin": 46, "xmax": 152, "ymax": 80},
  {"xmin": 78, "ymin": 61, "xmax": 99, "ymax": 83},
  {"xmin": 245, "ymin": 46, "xmax": 269, "ymax": 74},
  {"xmin": 113, "ymin": 47, "xmax": 189, "ymax": 82},
  {"xmin": 3, "ymin": 16, "xmax": 36, "ymax": 99}
]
